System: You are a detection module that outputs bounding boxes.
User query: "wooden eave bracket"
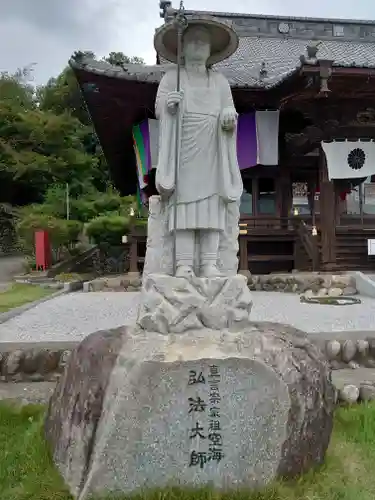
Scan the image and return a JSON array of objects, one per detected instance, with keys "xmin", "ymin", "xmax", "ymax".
[
  {"xmin": 299, "ymin": 59, "xmax": 333, "ymax": 96},
  {"xmin": 318, "ymin": 59, "xmax": 333, "ymax": 96}
]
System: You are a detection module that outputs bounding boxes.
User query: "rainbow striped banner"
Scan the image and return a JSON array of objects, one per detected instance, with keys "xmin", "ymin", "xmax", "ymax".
[
  {"xmin": 132, "ymin": 122, "xmax": 148, "ymax": 205},
  {"xmin": 132, "ymin": 119, "xmax": 159, "ymax": 195}
]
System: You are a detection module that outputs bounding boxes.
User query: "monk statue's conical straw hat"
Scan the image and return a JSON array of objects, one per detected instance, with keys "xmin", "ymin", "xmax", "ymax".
[{"xmin": 154, "ymin": 14, "xmax": 239, "ymax": 66}]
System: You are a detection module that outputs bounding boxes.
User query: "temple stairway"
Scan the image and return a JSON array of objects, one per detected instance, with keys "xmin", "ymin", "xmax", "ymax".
[{"xmin": 335, "ymin": 227, "xmax": 375, "ymax": 271}]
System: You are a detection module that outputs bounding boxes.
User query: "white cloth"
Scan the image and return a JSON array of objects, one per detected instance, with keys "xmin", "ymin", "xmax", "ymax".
[
  {"xmin": 177, "ymin": 105, "xmax": 220, "ymax": 203},
  {"xmin": 322, "ymin": 141, "xmax": 375, "ymax": 180},
  {"xmin": 256, "ymin": 111, "xmax": 279, "ymax": 165},
  {"xmin": 168, "ymin": 194, "xmax": 226, "ymax": 231}
]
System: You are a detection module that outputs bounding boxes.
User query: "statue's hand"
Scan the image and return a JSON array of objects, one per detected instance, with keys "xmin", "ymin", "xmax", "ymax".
[
  {"xmin": 167, "ymin": 91, "xmax": 184, "ymax": 114},
  {"xmin": 156, "ymin": 181, "xmax": 174, "ymax": 201},
  {"xmin": 221, "ymin": 108, "xmax": 237, "ymax": 132}
]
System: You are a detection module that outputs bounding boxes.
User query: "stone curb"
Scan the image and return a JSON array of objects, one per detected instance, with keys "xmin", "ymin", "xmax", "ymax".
[
  {"xmin": 0, "ymin": 330, "xmax": 373, "ymax": 387},
  {"xmin": 0, "ymin": 281, "xmax": 83, "ymax": 325},
  {"xmin": 63, "ymin": 280, "xmax": 84, "ymax": 292},
  {"xmin": 307, "ymin": 335, "xmax": 375, "ymax": 405},
  {"xmin": 337, "ymin": 383, "xmax": 375, "ymax": 404},
  {"xmin": 83, "ymin": 275, "xmax": 141, "ymax": 292},
  {"xmin": 0, "ymin": 333, "xmax": 373, "ymax": 382},
  {"xmin": 0, "ymin": 342, "xmax": 78, "ymax": 382},
  {"xmin": 348, "ymin": 271, "xmax": 375, "ymax": 299},
  {"xmin": 248, "ymin": 273, "xmax": 357, "ymax": 297},
  {"xmin": 307, "ymin": 335, "xmax": 375, "ymax": 369},
  {"xmin": 82, "ymin": 273, "xmax": 358, "ymax": 296},
  {"xmin": 83, "ymin": 272, "xmax": 357, "ymax": 297},
  {"xmin": 322, "ymin": 337, "xmax": 375, "ymax": 369}
]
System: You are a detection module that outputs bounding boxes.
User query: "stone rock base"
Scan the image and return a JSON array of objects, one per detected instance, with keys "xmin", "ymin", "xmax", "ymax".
[
  {"xmin": 248, "ymin": 273, "xmax": 357, "ymax": 296},
  {"xmin": 137, "ymin": 273, "xmax": 253, "ymax": 333},
  {"xmin": 45, "ymin": 322, "xmax": 335, "ymax": 499}
]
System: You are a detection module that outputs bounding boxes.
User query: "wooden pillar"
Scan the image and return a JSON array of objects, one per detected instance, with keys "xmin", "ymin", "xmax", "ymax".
[
  {"xmin": 128, "ymin": 237, "xmax": 139, "ymax": 275},
  {"xmin": 252, "ymin": 177, "xmax": 259, "ymax": 216},
  {"xmin": 128, "ymin": 218, "xmax": 140, "ymax": 276},
  {"xmin": 319, "ymin": 148, "xmax": 337, "ymax": 270},
  {"xmin": 278, "ymin": 165, "xmax": 292, "ymax": 227},
  {"xmin": 238, "ymin": 236, "xmax": 249, "ymax": 275}
]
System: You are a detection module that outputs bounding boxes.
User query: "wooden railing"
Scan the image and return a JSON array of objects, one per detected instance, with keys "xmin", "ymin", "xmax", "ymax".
[
  {"xmin": 240, "ymin": 216, "xmax": 293, "ymax": 230},
  {"xmin": 239, "ymin": 215, "xmax": 317, "ymax": 231},
  {"xmin": 297, "ymin": 221, "xmax": 320, "ymax": 271},
  {"xmin": 338, "ymin": 214, "xmax": 375, "ymax": 228}
]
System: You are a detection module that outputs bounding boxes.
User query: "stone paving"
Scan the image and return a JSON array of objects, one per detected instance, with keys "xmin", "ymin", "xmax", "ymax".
[{"xmin": 0, "ymin": 290, "xmax": 374, "ymax": 343}]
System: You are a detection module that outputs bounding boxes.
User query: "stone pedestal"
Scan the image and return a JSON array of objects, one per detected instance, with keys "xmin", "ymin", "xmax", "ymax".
[
  {"xmin": 137, "ymin": 273, "xmax": 253, "ymax": 333},
  {"xmin": 45, "ymin": 323, "xmax": 335, "ymax": 500}
]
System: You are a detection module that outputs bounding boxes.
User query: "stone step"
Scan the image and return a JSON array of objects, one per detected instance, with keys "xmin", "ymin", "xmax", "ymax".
[{"xmin": 248, "ymin": 254, "xmax": 294, "ymax": 262}]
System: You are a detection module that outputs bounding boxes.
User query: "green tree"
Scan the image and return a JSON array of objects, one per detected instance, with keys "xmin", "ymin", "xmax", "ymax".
[
  {"xmin": 0, "ymin": 102, "xmax": 98, "ymax": 204},
  {"xmin": 0, "ymin": 50, "xmax": 144, "ymax": 208},
  {"xmin": 36, "ymin": 66, "xmax": 91, "ymax": 125},
  {"xmin": 103, "ymin": 51, "xmax": 145, "ymax": 66},
  {"xmin": 0, "ymin": 67, "xmax": 36, "ymax": 110}
]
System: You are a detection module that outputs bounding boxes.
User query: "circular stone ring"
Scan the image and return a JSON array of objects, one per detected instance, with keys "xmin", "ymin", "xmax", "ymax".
[{"xmin": 300, "ymin": 296, "xmax": 362, "ymax": 306}]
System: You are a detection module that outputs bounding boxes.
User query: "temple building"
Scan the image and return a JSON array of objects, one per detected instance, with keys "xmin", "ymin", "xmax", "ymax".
[{"xmin": 70, "ymin": 5, "xmax": 375, "ymax": 274}]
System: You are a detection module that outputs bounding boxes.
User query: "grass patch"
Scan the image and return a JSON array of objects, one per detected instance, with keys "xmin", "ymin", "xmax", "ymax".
[
  {"xmin": 0, "ymin": 283, "xmax": 54, "ymax": 313},
  {"xmin": 0, "ymin": 403, "xmax": 71, "ymax": 500},
  {"xmin": 1, "ymin": 402, "xmax": 375, "ymax": 500}
]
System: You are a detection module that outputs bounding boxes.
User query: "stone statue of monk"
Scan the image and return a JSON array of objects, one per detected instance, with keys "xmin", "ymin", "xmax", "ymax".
[{"xmin": 155, "ymin": 20, "xmax": 243, "ymax": 279}]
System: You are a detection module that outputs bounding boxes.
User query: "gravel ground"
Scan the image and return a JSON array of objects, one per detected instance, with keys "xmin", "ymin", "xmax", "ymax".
[{"xmin": 0, "ymin": 291, "xmax": 374, "ymax": 343}]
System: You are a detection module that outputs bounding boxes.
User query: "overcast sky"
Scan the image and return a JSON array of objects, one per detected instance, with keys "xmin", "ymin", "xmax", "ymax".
[{"xmin": 1, "ymin": 0, "xmax": 375, "ymax": 86}]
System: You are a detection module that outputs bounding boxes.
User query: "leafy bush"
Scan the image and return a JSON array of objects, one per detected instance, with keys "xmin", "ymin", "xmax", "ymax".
[
  {"xmin": 21, "ymin": 184, "xmax": 137, "ymax": 224},
  {"xmin": 16, "ymin": 213, "xmax": 82, "ymax": 257},
  {"xmin": 22, "ymin": 255, "xmax": 37, "ymax": 273},
  {"xmin": 85, "ymin": 214, "xmax": 130, "ymax": 246},
  {"xmin": 54, "ymin": 272, "xmax": 84, "ymax": 282}
]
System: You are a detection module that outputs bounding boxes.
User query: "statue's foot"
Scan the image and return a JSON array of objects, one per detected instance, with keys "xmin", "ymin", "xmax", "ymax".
[
  {"xmin": 175, "ymin": 265, "xmax": 195, "ymax": 279},
  {"xmin": 200, "ymin": 264, "xmax": 223, "ymax": 278}
]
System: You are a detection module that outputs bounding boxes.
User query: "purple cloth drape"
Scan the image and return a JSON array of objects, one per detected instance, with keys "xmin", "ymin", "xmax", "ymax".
[{"xmin": 237, "ymin": 113, "xmax": 257, "ymax": 170}]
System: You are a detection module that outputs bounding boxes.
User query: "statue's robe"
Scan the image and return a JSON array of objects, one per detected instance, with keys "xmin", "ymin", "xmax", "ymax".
[{"xmin": 155, "ymin": 67, "xmax": 243, "ymax": 232}]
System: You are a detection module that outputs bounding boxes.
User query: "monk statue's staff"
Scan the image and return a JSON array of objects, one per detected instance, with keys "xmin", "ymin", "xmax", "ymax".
[{"xmin": 172, "ymin": 1, "xmax": 188, "ymax": 275}]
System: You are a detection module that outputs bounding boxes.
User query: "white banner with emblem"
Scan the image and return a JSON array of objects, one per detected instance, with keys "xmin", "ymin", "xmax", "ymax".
[{"xmin": 321, "ymin": 140, "xmax": 375, "ymax": 180}]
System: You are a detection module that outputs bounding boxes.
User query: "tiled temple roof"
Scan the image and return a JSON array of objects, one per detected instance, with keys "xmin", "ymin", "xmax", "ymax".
[
  {"xmin": 71, "ymin": 10, "xmax": 375, "ymax": 90},
  {"xmin": 216, "ymin": 37, "xmax": 375, "ymax": 88},
  {"xmin": 70, "ymin": 36, "xmax": 375, "ymax": 89}
]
